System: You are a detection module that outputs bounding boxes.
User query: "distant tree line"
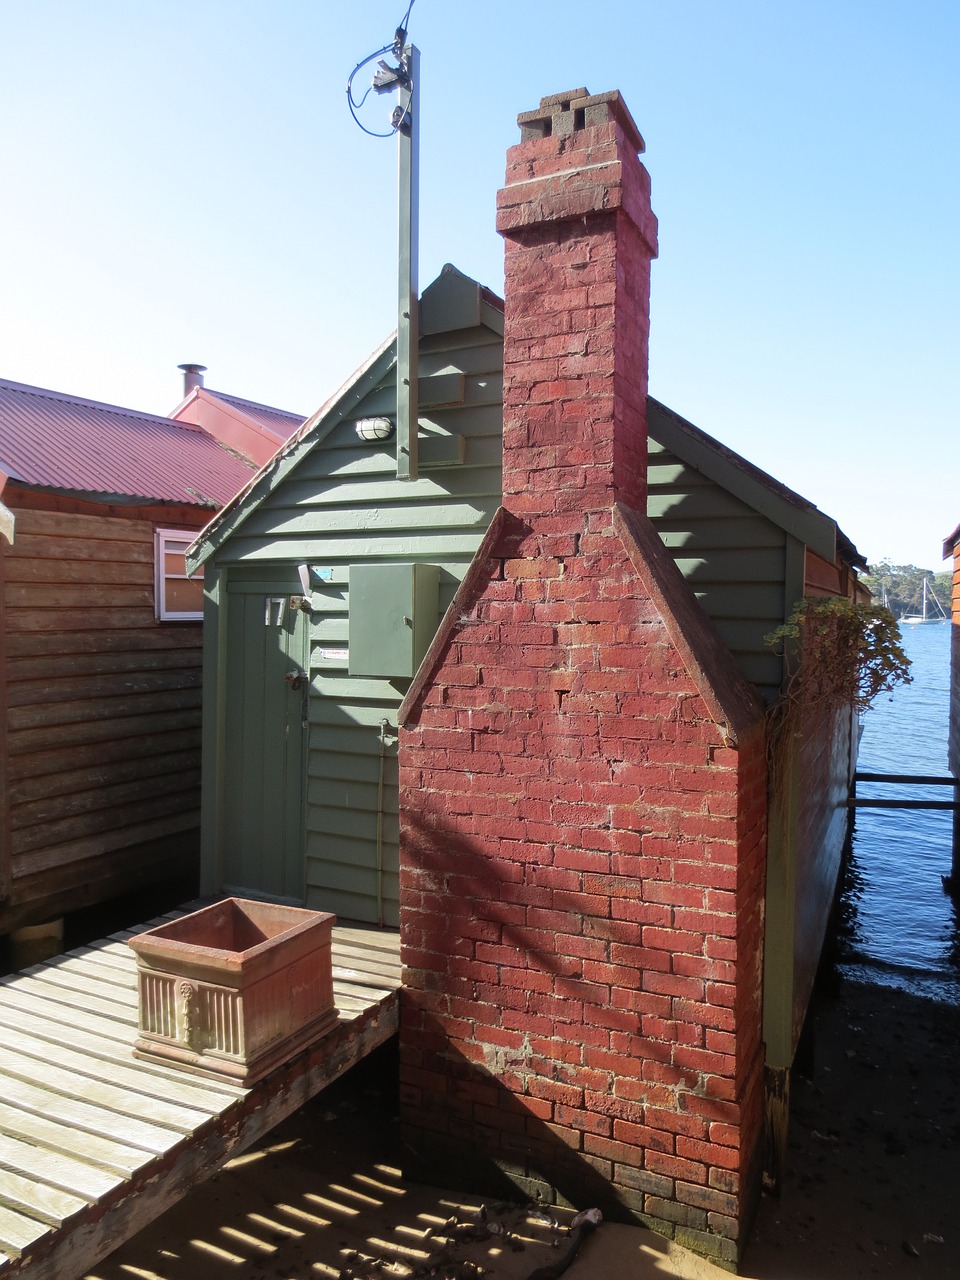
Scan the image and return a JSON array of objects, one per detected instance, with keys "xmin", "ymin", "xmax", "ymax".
[{"xmin": 860, "ymin": 561, "xmax": 952, "ymax": 619}]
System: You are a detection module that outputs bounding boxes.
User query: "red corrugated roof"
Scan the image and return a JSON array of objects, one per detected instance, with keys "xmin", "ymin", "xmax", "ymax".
[
  {"xmin": 0, "ymin": 378, "xmax": 256, "ymax": 507},
  {"xmin": 204, "ymin": 390, "xmax": 304, "ymax": 440}
]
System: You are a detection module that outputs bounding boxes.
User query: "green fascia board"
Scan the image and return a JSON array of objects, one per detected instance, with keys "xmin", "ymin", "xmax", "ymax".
[
  {"xmin": 646, "ymin": 398, "xmax": 839, "ymax": 564},
  {"xmin": 187, "ymin": 335, "xmax": 397, "ymax": 572},
  {"xmin": 480, "ymin": 296, "xmax": 505, "ymax": 336},
  {"xmin": 420, "ymin": 263, "xmax": 504, "ymax": 338}
]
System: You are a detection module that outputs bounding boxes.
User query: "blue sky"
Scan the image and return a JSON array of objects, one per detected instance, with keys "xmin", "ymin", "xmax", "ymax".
[{"xmin": 1, "ymin": 1, "xmax": 956, "ymax": 568}]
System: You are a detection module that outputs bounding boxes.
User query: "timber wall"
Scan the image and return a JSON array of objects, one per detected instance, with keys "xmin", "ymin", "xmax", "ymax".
[
  {"xmin": 0, "ymin": 494, "xmax": 207, "ymax": 932},
  {"xmin": 950, "ymin": 542, "xmax": 960, "ymax": 778},
  {"xmin": 795, "ymin": 554, "xmax": 859, "ymax": 1032},
  {"xmin": 763, "ymin": 554, "xmax": 859, "ymax": 1070},
  {"xmin": 790, "ymin": 702, "xmax": 856, "ymax": 1038}
]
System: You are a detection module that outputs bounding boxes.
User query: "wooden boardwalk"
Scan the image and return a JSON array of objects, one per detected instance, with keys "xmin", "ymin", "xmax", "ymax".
[{"xmin": 0, "ymin": 917, "xmax": 402, "ymax": 1280}]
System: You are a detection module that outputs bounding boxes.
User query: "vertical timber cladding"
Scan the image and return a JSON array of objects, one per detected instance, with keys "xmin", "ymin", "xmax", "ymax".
[{"xmin": 220, "ymin": 290, "xmax": 503, "ymax": 925}]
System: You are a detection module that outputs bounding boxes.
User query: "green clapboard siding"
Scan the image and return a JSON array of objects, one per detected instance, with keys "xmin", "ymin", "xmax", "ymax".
[
  {"xmin": 646, "ymin": 432, "xmax": 787, "ymax": 702},
  {"xmin": 206, "ymin": 299, "xmax": 503, "ymax": 926}
]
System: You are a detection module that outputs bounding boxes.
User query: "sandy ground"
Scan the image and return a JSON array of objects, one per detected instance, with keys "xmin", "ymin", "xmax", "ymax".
[{"xmin": 85, "ymin": 979, "xmax": 959, "ymax": 1280}]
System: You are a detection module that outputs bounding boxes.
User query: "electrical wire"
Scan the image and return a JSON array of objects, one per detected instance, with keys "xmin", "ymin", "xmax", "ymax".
[
  {"xmin": 396, "ymin": 0, "xmax": 416, "ymax": 39},
  {"xmin": 345, "ymin": 0, "xmax": 417, "ymax": 139}
]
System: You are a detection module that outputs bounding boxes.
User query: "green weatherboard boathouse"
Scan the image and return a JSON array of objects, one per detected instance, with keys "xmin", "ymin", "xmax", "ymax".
[{"xmin": 188, "ymin": 88, "xmax": 868, "ymax": 1269}]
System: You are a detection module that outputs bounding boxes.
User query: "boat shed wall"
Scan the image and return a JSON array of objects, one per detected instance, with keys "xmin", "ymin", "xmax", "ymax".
[
  {"xmin": 946, "ymin": 529, "xmax": 960, "ymax": 779},
  {"xmin": 198, "ymin": 281, "xmax": 504, "ymax": 926},
  {"xmin": 0, "ymin": 490, "xmax": 209, "ymax": 934},
  {"xmin": 644, "ymin": 399, "xmax": 859, "ymax": 1077},
  {"xmin": 192, "ymin": 272, "xmax": 865, "ymax": 1135},
  {"xmin": 761, "ymin": 557, "xmax": 861, "ymax": 1077}
]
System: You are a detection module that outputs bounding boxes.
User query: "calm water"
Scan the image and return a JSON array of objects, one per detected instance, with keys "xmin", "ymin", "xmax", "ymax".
[{"xmin": 837, "ymin": 620, "xmax": 960, "ymax": 1005}]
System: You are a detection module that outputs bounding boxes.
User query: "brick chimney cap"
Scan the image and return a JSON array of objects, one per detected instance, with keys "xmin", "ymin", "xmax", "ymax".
[
  {"xmin": 534, "ymin": 88, "xmax": 591, "ymax": 110},
  {"xmin": 516, "ymin": 89, "xmax": 645, "ymax": 154}
]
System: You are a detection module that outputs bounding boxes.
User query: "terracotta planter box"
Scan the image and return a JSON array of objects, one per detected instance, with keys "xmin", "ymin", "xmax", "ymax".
[{"xmin": 128, "ymin": 898, "xmax": 338, "ymax": 1085}]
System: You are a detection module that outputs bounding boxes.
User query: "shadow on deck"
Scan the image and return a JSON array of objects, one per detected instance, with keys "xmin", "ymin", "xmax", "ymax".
[{"xmin": 0, "ymin": 914, "xmax": 401, "ymax": 1280}]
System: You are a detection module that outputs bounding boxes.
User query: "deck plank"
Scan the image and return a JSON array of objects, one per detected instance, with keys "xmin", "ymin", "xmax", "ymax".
[
  {"xmin": 332, "ymin": 977, "xmax": 397, "ymax": 1003},
  {"xmin": 0, "ymin": 974, "xmax": 135, "ymax": 1025},
  {"xmin": 0, "ymin": 1132, "xmax": 122, "ymax": 1201},
  {"xmin": 0, "ymin": 1169, "xmax": 90, "ymax": 1227},
  {"xmin": 0, "ymin": 1044, "xmax": 215, "ymax": 1133},
  {"xmin": 333, "ymin": 953, "xmax": 404, "ymax": 982},
  {"xmin": 0, "ymin": 1205, "xmax": 51, "ymax": 1259},
  {"xmin": 42, "ymin": 954, "xmax": 137, "ymax": 991},
  {"xmin": 0, "ymin": 1099, "xmax": 159, "ymax": 1175},
  {"xmin": 11, "ymin": 964, "xmax": 137, "ymax": 1010},
  {"xmin": 0, "ymin": 1018, "xmax": 234, "ymax": 1115},
  {"xmin": 0, "ymin": 985, "xmax": 138, "ymax": 1044},
  {"xmin": 333, "ymin": 924, "xmax": 405, "ymax": 954}
]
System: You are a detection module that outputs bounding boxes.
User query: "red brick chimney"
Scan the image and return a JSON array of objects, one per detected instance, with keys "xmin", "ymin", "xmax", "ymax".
[
  {"xmin": 398, "ymin": 89, "xmax": 766, "ymax": 1270},
  {"xmin": 496, "ymin": 89, "xmax": 658, "ymax": 519}
]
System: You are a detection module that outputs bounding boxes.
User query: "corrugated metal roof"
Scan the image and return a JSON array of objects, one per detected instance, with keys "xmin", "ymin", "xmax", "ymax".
[
  {"xmin": 0, "ymin": 377, "xmax": 257, "ymax": 507},
  {"xmin": 205, "ymin": 390, "xmax": 304, "ymax": 440}
]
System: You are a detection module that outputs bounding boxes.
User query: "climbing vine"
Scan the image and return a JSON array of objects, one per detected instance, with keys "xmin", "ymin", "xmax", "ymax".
[{"xmin": 764, "ymin": 597, "xmax": 912, "ymax": 770}]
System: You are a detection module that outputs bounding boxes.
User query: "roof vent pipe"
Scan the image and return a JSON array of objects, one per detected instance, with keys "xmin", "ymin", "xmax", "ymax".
[{"xmin": 178, "ymin": 363, "xmax": 207, "ymax": 396}]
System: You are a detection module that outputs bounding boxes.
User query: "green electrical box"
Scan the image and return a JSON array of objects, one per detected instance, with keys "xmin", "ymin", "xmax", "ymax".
[{"xmin": 348, "ymin": 563, "xmax": 441, "ymax": 678}]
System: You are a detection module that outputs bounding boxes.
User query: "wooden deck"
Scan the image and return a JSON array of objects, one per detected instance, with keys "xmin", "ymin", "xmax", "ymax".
[{"xmin": 0, "ymin": 917, "xmax": 402, "ymax": 1280}]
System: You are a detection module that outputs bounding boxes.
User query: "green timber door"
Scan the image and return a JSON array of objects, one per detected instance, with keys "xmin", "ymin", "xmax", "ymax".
[{"xmin": 222, "ymin": 580, "xmax": 309, "ymax": 902}]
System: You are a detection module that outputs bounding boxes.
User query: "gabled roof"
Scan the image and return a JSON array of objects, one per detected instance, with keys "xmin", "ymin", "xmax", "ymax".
[
  {"xmin": 168, "ymin": 386, "xmax": 306, "ymax": 469},
  {"xmin": 189, "ymin": 265, "xmax": 502, "ymax": 570},
  {"xmin": 646, "ymin": 398, "xmax": 865, "ymax": 567},
  {"xmin": 0, "ymin": 377, "xmax": 257, "ymax": 508},
  {"xmin": 201, "ymin": 390, "xmax": 304, "ymax": 440},
  {"xmin": 187, "ymin": 264, "xmax": 863, "ymax": 572}
]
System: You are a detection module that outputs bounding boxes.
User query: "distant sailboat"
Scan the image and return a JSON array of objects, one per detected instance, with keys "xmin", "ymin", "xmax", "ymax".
[{"xmin": 902, "ymin": 577, "xmax": 948, "ymax": 624}]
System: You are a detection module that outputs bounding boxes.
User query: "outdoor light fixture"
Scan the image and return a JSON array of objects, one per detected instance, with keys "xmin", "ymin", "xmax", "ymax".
[{"xmin": 354, "ymin": 416, "xmax": 395, "ymax": 442}]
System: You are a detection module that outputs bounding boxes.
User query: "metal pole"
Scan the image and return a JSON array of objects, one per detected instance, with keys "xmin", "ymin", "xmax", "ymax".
[{"xmin": 396, "ymin": 44, "xmax": 419, "ymax": 481}]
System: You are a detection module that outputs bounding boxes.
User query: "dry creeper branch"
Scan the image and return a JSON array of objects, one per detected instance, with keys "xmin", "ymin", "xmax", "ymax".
[{"xmin": 764, "ymin": 597, "xmax": 911, "ymax": 777}]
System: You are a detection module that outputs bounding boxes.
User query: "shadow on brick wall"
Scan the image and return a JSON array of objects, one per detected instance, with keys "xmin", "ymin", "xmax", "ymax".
[{"xmin": 399, "ymin": 813, "xmax": 746, "ymax": 1269}]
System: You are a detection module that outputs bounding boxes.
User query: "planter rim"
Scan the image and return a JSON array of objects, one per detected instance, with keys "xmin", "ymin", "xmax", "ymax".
[{"xmin": 128, "ymin": 897, "xmax": 335, "ymax": 970}]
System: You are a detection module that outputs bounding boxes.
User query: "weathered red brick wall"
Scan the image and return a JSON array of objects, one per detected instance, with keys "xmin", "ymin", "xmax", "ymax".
[
  {"xmin": 398, "ymin": 91, "xmax": 768, "ymax": 1268},
  {"xmin": 399, "ymin": 518, "xmax": 767, "ymax": 1265}
]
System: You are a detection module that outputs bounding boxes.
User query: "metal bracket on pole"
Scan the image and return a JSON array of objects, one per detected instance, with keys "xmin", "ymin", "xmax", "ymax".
[{"xmin": 396, "ymin": 44, "xmax": 419, "ymax": 481}]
